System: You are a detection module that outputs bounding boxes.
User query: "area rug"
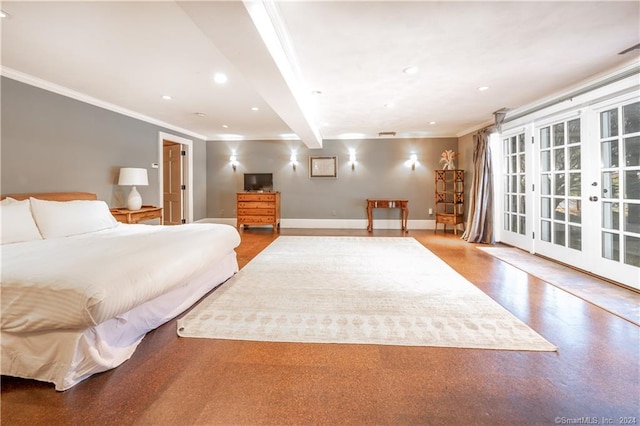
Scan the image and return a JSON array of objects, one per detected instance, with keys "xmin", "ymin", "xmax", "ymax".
[
  {"xmin": 477, "ymin": 246, "xmax": 640, "ymax": 326},
  {"xmin": 178, "ymin": 237, "xmax": 556, "ymax": 351}
]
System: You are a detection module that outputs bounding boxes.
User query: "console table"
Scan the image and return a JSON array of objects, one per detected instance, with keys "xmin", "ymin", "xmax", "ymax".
[{"xmin": 366, "ymin": 199, "xmax": 409, "ymax": 232}]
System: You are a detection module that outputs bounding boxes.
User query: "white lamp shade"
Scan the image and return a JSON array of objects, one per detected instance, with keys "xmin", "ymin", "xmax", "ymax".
[{"xmin": 118, "ymin": 168, "xmax": 148, "ymax": 186}]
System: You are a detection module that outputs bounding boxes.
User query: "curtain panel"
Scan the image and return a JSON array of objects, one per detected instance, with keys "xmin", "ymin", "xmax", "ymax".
[{"xmin": 462, "ymin": 129, "xmax": 495, "ymax": 244}]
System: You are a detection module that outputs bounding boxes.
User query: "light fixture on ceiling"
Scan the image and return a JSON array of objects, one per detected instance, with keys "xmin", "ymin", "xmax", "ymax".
[
  {"xmin": 384, "ymin": 103, "xmax": 394, "ymax": 109},
  {"xmin": 429, "ymin": 121, "xmax": 436, "ymax": 125},
  {"xmin": 251, "ymin": 106, "xmax": 259, "ymax": 111},
  {"xmin": 0, "ymin": 10, "xmax": 9, "ymax": 18},
  {"xmin": 162, "ymin": 95, "xmax": 172, "ymax": 100},
  {"xmin": 194, "ymin": 112, "xmax": 205, "ymax": 117},
  {"xmin": 403, "ymin": 66, "xmax": 419, "ymax": 75},
  {"xmin": 222, "ymin": 124, "xmax": 229, "ymax": 128},
  {"xmin": 213, "ymin": 73, "xmax": 228, "ymax": 84},
  {"xmin": 378, "ymin": 131, "xmax": 396, "ymax": 137},
  {"xmin": 311, "ymin": 90, "xmax": 323, "ymax": 95},
  {"xmin": 478, "ymin": 86, "xmax": 490, "ymax": 91}
]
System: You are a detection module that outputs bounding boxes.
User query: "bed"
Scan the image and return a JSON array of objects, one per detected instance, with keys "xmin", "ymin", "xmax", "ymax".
[{"xmin": 1, "ymin": 192, "xmax": 241, "ymax": 391}]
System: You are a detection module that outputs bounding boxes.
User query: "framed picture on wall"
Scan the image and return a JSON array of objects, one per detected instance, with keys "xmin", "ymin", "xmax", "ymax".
[{"xmin": 309, "ymin": 156, "xmax": 338, "ymax": 178}]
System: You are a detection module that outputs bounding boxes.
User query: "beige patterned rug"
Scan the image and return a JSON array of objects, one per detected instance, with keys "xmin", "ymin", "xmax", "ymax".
[{"xmin": 178, "ymin": 236, "xmax": 556, "ymax": 351}]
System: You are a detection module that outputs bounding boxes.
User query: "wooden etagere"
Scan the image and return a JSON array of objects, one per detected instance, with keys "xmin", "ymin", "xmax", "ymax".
[{"xmin": 435, "ymin": 169, "xmax": 464, "ymax": 234}]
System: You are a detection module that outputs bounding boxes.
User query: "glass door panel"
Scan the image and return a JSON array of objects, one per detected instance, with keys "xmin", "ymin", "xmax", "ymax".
[
  {"xmin": 500, "ymin": 130, "xmax": 530, "ymax": 248},
  {"xmin": 591, "ymin": 100, "xmax": 640, "ymax": 287},
  {"xmin": 536, "ymin": 116, "xmax": 586, "ymax": 266}
]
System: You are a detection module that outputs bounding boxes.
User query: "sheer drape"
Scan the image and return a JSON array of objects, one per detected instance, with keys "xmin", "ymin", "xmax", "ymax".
[{"xmin": 462, "ymin": 129, "xmax": 495, "ymax": 244}]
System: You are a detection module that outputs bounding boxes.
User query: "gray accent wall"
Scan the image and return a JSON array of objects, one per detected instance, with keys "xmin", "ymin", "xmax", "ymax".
[
  {"xmin": 1, "ymin": 77, "xmax": 208, "ymax": 219},
  {"xmin": 1, "ymin": 76, "xmax": 468, "ymax": 225},
  {"xmin": 207, "ymin": 137, "xmax": 459, "ymax": 223}
]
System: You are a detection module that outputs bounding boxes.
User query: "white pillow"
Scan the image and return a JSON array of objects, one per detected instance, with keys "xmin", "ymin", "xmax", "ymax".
[
  {"xmin": 30, "ymin": 198, "xmax": 118, "ymax": 239},
  {"xmin": 0, "ymin": 198, "xmax": 44, "ymax": 244}
]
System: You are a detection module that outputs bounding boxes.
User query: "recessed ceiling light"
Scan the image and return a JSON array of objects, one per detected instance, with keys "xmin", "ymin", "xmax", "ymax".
[
  {"xmin": 311, "ymin": 90, "xmax": 323, "ymax": 95},
  {"xmin": 251, "ymin": 107, "xmax": 259, "ymax": 111},
  {"xmin": 403, "ymin": 66, "xmax": 419, "ymax": 75},
  {"xmin": 384, "ymin": 103, "xmax": 394, "ymax": 109},
  {"xmin": 478, "ymin": 86, "xmax": 489, "ymax": 91},
  {"xmin": 222, "ymin": 124, "xmax": 229, "ymax": 128},
  {"xmin": 429, "ymin": 121, "xmax": 436, "ymax": 125},
  {"xmin": 213, "ymin": 73, "xmax": 228, "ymax": 84},
  {"xmin": 194, "ymin": 112, "xmax": 206, "ymax": 117},
  {"xmin": 161, "ymin": 95, "xmax": 173, "ymax": 100},
  {"xmin": 0, "ymin": 10, "xmax": 9, "ymax": 18}
]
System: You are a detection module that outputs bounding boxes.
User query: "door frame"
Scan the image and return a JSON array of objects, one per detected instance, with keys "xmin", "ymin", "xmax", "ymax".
[{"xmin": 158, "ymin": 131, "xmax": 193, "ymax": 223}]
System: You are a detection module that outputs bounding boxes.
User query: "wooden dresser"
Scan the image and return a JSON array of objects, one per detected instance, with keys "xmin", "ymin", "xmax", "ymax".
[{"xmin": 236, "ymin": 192, "xmax": 281, "ymax": 231}]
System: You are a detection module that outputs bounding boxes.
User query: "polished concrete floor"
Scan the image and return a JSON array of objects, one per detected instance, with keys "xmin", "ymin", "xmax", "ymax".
[{"xmin": 2, "ymin": 229, "xmax": 639, "ymax": 425}]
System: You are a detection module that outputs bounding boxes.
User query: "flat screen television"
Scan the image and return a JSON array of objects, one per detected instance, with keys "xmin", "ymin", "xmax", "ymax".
[{"xmin": 243, "ymin": 173, "xmax": 273, "ymax": 192}]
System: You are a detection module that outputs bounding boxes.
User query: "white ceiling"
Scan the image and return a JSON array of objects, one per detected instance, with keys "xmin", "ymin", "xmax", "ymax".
[{"xmin": 1, "ymin": 1, "xmax": 639, "ymax": 147}]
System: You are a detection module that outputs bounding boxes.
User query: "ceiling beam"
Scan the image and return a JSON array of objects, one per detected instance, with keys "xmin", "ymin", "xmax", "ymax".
[{"xmin": 179, "ymin": 1, "xmax": 323, "ymax": 148}]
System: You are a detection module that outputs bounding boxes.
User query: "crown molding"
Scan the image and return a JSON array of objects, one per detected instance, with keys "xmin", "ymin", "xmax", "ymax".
[{"xmin": 1, "ymin": 67, "xmax": 207, "ymax": 141}]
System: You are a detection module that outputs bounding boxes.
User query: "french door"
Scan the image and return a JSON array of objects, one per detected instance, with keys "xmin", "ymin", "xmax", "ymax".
[
  {"xmin": 535, "ymin": 114, "xmax": 589, "ymax": 269},
  {"xmin": 590, "ymin": 98, "xmax": 639, "ymax": 286},
  {"xmin": 500, "ymin": 94, "xmax": 640, "ymax": 290},
  {"xmin": 500, "ymin": 130, "xmax": 532, "ymax": 251}
]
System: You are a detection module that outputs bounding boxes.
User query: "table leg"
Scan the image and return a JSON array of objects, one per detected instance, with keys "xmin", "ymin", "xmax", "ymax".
[
  {"xmin": 367, "ymin": 205, "xmax": 373, "ymax": 232},
  {"xmin": 403, "ymin": 207, "xmax": 409, "ymax": 232}
]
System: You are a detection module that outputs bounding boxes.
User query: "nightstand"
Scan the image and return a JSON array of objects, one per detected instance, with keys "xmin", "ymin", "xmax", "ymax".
[{"xmin": 110, "ymin": 205, "xmax": 163, "ymax": 224}]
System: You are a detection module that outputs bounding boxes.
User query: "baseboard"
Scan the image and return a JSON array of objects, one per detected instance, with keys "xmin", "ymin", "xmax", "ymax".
[{"xmin": 196, "ymin": 218, "xmax": 438, "ymax": 230}]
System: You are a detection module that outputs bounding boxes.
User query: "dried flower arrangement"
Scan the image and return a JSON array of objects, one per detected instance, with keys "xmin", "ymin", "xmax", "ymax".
[{"xmin": 439, "ymin": 150, "xmax": 458, "ymax": 170}]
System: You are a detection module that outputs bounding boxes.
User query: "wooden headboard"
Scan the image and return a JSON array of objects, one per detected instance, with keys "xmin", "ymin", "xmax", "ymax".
[{"xmin": 0, "ymin": 192, "xmax": 98, "ymax": 202}]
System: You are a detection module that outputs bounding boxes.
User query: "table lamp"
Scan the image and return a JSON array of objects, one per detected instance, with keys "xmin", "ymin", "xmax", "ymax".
[{"xmin": 118, "ymin": 167, "xmax": 148, "ymax": 210}]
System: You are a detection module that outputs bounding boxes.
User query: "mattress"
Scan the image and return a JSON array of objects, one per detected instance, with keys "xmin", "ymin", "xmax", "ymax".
[
  {"xmin": 1, "ymin": 222, "xmax": 241, "ymax": 390},
  {"xmin": 2, "ymin": 223, "xmax": 241, "ymax": 332}
]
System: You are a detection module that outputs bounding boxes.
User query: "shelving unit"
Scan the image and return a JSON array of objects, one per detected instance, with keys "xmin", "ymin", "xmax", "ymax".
[{"xmin": 435, "ymin": 170, "xmax": 465, "ymax": 234}]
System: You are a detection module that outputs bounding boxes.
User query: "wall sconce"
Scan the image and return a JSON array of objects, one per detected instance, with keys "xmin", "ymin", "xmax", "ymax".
[
  {"xmin": 348, "ymin": 149, "xmax": 357, "ymax": 170},
  {"xmin": 290, "ymin": 150, "xmax": 298, "ymax": 170},
  {"xmin": 409, "ymin": 153, "xmax": 418, "ymax": 171},
  {"xmin": 230, "ymin": 152, "xmax": 239, "ymax": 171}
]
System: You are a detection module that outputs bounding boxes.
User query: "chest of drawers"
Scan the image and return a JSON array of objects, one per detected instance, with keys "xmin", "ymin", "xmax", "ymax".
[{"xmin": 236, "ymin": 192, "xmax": 280, "ymax": 231}]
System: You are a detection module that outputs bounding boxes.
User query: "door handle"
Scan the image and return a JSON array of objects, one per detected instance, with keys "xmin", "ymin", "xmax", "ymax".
[{"xmin": 589, "ymin": 196, "xmax": 599, "ymax": 202}]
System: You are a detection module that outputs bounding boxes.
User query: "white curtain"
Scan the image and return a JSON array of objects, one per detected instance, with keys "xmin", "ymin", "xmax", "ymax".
[{"xmin": 462, "ymin": 128, "xmax": 495, "ymax": 244}]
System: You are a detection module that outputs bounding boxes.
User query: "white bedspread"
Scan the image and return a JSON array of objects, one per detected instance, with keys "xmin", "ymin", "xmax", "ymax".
[{"xmin": 1, "ymin": 223, "xmax": 241, "ymax": 333}]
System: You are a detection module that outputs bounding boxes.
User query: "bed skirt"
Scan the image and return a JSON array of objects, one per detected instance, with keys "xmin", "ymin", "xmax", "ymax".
[{"xmin": 1, "ymin": 251, "xmax": 238, "ymax": 391}]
